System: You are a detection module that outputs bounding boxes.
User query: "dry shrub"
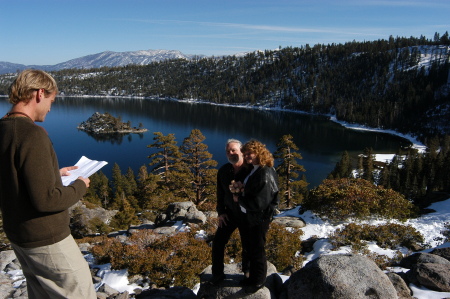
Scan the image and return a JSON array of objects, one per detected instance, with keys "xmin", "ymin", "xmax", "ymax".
[
  {"xmin": 90, "ymin": 230, "xmax": 211, "ymax": 288},
  {"xmin": 266, "ymin": 223, "xmax": 304, "ymax": 271},
  {"xmin": 204, "ymin": 219, "xmax": 304, "ymax": 271},
  {"xmin": 330, "ymin": 223, "xmax": 424, "ymax": 251}
]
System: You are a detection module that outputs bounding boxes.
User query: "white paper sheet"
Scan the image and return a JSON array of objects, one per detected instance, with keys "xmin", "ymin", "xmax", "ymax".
[{"xmin": 61, "ymin": 156, "xmax": 108, "ymax": 186}]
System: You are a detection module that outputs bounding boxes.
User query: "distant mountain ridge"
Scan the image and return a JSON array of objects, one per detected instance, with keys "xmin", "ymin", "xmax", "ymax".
[{"xmin": 0, "ymin": 49, "xmax": 203, "ymax": 75}]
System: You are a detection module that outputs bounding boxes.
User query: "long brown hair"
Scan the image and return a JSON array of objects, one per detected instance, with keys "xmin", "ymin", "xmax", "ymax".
[{"xmin": 242, "ymin": 139, "xmax": 274, "ymax": 167}]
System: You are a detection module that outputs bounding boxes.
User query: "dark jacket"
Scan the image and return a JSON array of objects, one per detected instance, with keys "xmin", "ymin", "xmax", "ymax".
[
  {"xmin": 216, "ymin": 163, "xmax": 251, "ymax": 218},
  {"xmin": 239, "ymin": 165, "xmax": 279, "ymax": 225}
]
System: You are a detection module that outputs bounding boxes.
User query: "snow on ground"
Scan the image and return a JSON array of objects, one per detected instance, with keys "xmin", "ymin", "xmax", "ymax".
[
  {"xmin": 273, "ymin": 198, "xmax": 450, "ymax": 299},
  {"xmin": 90, "ymin": 198, "xmax": 450, "ymax": 298},
  {"xmin": 3, "ymin": 199, "xmax": 449, "ymax": 298}
]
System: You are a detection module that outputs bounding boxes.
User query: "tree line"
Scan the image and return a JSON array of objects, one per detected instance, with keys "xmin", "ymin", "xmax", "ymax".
[
  {"xmin": 82, "ymin": 130, "xmax": 308, "ymax": 230},
  {"xmin": 329, "ymin": 135, "xmax": 450, "ymax": 207},
  {"xmin": 81, "ymin": 127, "xmax": 450, "ymax": 233}
]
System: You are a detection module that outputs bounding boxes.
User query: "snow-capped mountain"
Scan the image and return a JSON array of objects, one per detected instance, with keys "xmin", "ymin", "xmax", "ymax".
[{"xmin": 0, "ymin": 49, "xmax": 202, "ymax": 75}]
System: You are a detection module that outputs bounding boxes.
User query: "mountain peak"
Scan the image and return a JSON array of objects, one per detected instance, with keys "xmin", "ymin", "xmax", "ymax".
[{"xmin": 0, "ymin": 49, "xmax": 204, "ymax": 74}]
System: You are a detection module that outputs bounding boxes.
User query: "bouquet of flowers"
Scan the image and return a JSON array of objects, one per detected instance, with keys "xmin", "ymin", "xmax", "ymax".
[{"xmin": 229, "ymin": 180, "xmax": 244, "ymax": 202}]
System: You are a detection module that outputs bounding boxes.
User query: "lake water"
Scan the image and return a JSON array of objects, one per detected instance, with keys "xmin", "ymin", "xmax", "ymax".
[{"xmin": 0, "ymin": 97, "xmax": 411, "ymax": 188}]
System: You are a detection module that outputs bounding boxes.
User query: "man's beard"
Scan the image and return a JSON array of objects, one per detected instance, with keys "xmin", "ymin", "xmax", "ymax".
[{"xmin": 228, "ymin": 155, "xmax": 240, "ymax": 164}]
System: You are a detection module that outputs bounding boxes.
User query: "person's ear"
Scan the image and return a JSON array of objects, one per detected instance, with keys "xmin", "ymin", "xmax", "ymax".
[{"xmin": 36, "ymin": 89, "xmax": 45, "ymax": 103}]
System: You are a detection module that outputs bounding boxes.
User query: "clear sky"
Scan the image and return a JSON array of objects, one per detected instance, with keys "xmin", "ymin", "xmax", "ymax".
[{"xmin": 1, "ymin": 0, "xmax": 449, "ymax": 65}]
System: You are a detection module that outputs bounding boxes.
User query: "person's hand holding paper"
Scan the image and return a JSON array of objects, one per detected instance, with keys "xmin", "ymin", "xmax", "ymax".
[{"xmin": 61, "ymin": 156, "xmax": 108, "ymax": 186}]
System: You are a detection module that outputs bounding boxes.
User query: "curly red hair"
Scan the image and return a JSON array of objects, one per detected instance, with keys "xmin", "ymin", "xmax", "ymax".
[{"xmin": 242, "ymin": 139, "xmax": 274, "ymax": 167}]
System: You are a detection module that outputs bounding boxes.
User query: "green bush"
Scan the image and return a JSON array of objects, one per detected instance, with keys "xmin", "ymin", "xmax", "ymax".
[
  {"xmin": 329, "ymin": 223, "xmax": 424, "ymax": 251},
  {"xmin": 329, "ymin": 223, "xmax": 424, "ymax": 269},
  {"xmin": 304, "ymin": 178, "xmax": 417, "ymax": 221},
  {"xmin": 208, "ymin": 221, "xmax": 304, "ymax": 272},
  {"xmin": 88, "ymin": 217, "xmax": 112, "ymax": 236},
  {"xmin": 266, "ymin": 223, "xmax": 304, "ymax": 271},
  {"xmin": 90, "ymin": 230, "xmax": 211, "ymax": 288}
]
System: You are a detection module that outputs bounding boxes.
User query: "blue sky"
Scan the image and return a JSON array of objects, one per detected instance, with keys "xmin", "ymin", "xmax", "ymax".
[{"xmin": 1, "ymin": 0, "xmax": 449, "ymax": 65}]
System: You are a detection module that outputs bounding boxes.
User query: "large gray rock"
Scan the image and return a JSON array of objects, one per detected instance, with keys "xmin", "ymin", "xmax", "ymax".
[
  {"xmin": 399, "ymin": 252, "xmax": 450, "ymax": 269},
  {"xmin": 272, "ymin": 216, "xmax": 306, "ymax": 228},
  {"xmin": 430, "ymin": 247, "xmax": 450, "ymax": 262},
  {"xmin": 386, "ymin": 272, "xmax": 413, "ymax": 299},
  {"xmin": 0, "ymin": 272, "xmax": 15, "ymax": 299},
  {"xmin": 155, "ymin": 202, "xmax": 206, "ymax": 226},
  {"xmin": 406, "ymin": 263, "xmax": 450, "ymax": 292},
  {"xmin": 285, "ymin": 254, "xmax": 397, "ymax": 299},
  {"xmin": 197, "ymin": 262, "xmax": 281, "ymax": 299},
  {"xmin": 0, "ymin": 250, "xmax": 16, "ymax": 272},
  {"xmin": 69, "ymin": 201, "xmax": 118, "ymax": 235}
]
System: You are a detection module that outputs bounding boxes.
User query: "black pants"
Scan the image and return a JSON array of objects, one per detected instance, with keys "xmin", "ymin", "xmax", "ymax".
[
  {"xmin": 240, "ymin": 219, "xmax": 270, "ymax": 285},
  {"xmin": 211, "ymin": 215, "xmax": 250, "ymax": 276}
]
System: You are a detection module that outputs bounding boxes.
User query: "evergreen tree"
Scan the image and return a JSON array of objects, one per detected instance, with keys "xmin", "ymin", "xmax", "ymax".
[
  {"xmin": 179, "ymin": 129, "xmax": 218, "ymax": 209},
  {"xmin": 329, "ymin": 151, "xmax": 352, "ymax": 179},
  {"xmin": 148, "ymin": 132, "xmax": 182, "ymax": 184},
  {"xmin": 147, "ymin": 132, "xmax": 188, "ymax": 208},
  {"xmin": 362, "ymin": 147, "xmax": 375, "ymax": 183},
  {"xmin": 124, "ymin": 167, "xmax": 139, "ymax": 211},
  {"xmin": 110, "ymin": 163, "xmax": 129, "ymax": 209},
  {"xmin": 84, "ymin": 171, "xmax": 111, "ymax": 207},
  {"xmin": 125, "ymin": 167, "xmax": 138, "ymax": 196},
  {"xmin": 109, "ymin": 196, "xmax": 139, "ymax": 230},
  {"xmin": 274, "ymin": 135, "xmax": 308, "ymax": 208}
]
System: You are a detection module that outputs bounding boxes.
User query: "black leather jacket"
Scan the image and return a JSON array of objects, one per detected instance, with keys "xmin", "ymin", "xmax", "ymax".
[
  {"xmin": 216, "ymin": 163, "xmax": 251, "ymax": 218},
  {"xmin": 239, "ymin": 165, "xmax": 279, "ymax": 225}
]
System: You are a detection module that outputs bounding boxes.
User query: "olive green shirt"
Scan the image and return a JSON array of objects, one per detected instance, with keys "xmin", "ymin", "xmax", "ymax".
[{"xmin": 0, "ymin": 117, "xmax": 86, "ymax": 248}]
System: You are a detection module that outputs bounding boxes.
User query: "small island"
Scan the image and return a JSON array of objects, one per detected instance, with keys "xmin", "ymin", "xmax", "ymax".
[{"xmin": 77, "ymin": 112, "xmax": 148, "ymax": 134}]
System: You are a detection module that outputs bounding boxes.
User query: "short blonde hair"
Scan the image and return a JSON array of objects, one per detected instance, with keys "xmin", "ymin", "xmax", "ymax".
[
  {"xmin": 8, "ymin": 69, "xmax": 58, "ymax": 104},
  {"xmin": 242, "ymin": 139, "xmax": 274, "ymax": 167}
]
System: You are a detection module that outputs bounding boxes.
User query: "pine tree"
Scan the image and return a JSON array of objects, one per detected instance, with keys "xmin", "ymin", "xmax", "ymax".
[
  {"xmin": 125, "ymin": 167, "xmax": 138, "ymax": 195},
  {"xmin": 274, "ymin": 135, "xmax": 308, "ymax": 208},
  {"xmin": 109, "ymin": 195, "xmax": 139, "ymax": 230},
  {"xmin": 148, "ymin": 132, "xmax": 182, "ymax": 184},
  {"xmin": 84, "ymin": 171, "xmax": 111, "ymax": 207},
  {"xmin": 329, "ymin": 151, "xmax": 352, "ymax": 179},
  {"xmin": 83, "ymin": 171, "xmax": 111, "ymax": 206},
  {"xmin": 362, "ymin": 147, "xmax": 375, "ymax": 183},
  {"xmin": 110, "ymin": 163, "xmax": 134, "ymax": 209},
  {"xmin": 179, "ymin": 129, "xmax": 218, "ymax": 209}
]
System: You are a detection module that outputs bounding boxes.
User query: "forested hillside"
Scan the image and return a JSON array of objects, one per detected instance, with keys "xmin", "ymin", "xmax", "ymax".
[{"xmin": 0, "ymin": 33, "xmax": 449, "ymax": 141}]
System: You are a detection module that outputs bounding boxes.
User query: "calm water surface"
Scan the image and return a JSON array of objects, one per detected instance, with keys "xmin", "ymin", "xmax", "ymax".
[{"xmin": 0, "ymin": 97, "xmax": 411, "ymax": 188}]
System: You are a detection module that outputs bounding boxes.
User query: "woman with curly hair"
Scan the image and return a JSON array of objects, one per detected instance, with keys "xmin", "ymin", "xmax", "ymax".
[{"xmin": 237, "ymin": 139, "xmax": 279, "ymax": 294}]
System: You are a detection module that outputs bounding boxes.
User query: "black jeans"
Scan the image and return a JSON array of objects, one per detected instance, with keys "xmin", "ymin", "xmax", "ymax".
[
  {"xmin": 240, "ymin": 219, "xmax": 270, "ymax": 285},
  {"xmin": 211, "ymin": 215, "xmax": 250, "ymax": 276}
]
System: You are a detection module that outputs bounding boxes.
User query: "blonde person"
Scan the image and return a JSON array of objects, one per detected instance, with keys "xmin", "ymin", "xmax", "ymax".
[
  {"xmin": 237, "ymin": 139, "xmax": 279, "ymax": 294},
  {"xmin": 0, "ymin": 70, "xmax": 96, "ymax": 298}
]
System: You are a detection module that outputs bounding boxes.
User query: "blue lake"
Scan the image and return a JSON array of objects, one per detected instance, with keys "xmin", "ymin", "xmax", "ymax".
[{"xmin": 0, "ymin": 97, "xmax": 411, "ymax": 188}]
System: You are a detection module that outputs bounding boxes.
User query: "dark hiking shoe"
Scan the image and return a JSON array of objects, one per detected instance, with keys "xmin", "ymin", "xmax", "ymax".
[
  {"xmin": 208, "ymin": 273, "xmax": 226, "ymax": 285},
  {"xmin": 239, "ymin": 277, "xmax": 252, "ymax": 287}
]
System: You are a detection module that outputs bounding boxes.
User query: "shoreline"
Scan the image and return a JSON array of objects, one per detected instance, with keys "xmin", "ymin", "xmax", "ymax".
[{"xmin": 1, "ymin": 94, "xmax": 427, "ymax": 151}]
